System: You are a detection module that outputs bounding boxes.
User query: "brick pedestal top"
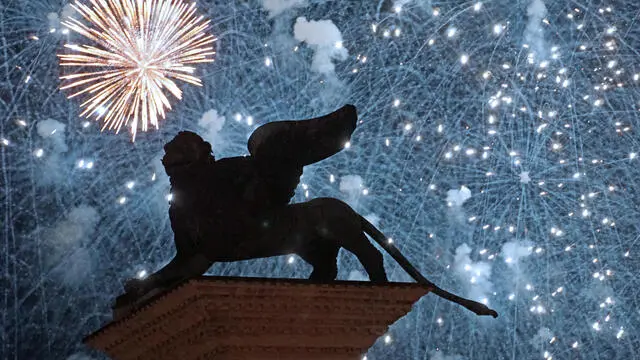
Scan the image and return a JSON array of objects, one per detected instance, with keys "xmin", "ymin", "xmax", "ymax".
[{"xmin": 85, "ymin": 277, "xmax": 430, "ymax": 360}]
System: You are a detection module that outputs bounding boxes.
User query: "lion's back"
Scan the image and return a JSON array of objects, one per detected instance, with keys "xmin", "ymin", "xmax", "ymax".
[
  {"xmin": 293, "ymin": 197, "xmax": 352, "ymax": 213},
  {"xmin": 285, "ymin": 197, "xmax": 361, "ymax": 235}
]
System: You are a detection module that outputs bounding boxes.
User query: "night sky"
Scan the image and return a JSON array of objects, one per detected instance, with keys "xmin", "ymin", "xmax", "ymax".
[{"xmin": 1, "ymin": 0, "xmax": 639, "ymax": 359}]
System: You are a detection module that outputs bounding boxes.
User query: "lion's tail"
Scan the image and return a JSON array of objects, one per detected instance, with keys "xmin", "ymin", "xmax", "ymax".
[
  {"xmin": 359, "ymin": 215, "xmax": 432, "ymax": 286},
  {"xmin": 359, "ymin": 215, "xmax": 499, "ymax": 318}
]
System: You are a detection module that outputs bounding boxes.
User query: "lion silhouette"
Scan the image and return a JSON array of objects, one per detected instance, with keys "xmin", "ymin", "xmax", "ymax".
[
  {"xmin": 125, "ymin": 105, "xmax": 390, "ymax": 296},
  {"xmin": 123, "ymin": 106, "xmax": 499, "ymax": 319}
]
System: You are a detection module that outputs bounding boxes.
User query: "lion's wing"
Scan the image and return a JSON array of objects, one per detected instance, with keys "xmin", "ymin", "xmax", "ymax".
[{"xmin": 246, "ymin": 105, "xmax": 358, "ymax": 205}]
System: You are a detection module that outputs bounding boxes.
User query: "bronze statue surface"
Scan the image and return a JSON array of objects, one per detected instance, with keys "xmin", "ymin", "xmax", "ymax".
[
  {"xmin": 125, "ymin": 105, "xmax": 364, "ymax": 293},
  {"xmin": 123, "ymin": 105, "xmax": 498, "ymax": 318}
]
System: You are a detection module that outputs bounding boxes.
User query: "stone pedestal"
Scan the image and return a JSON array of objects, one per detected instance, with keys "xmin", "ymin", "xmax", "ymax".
[{"xmin": 84, "ymin": 276, "xmax": 430, "ymax": 360}]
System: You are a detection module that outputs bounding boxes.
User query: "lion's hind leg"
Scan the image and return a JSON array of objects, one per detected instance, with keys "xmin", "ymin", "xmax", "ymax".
[
  {"xmin": 299, "ymin": 244, "xmax": 340, "ymax": 282},
  {"xmin": 342, "ymin": 232, "xmax": 388, "ymax": 283}
]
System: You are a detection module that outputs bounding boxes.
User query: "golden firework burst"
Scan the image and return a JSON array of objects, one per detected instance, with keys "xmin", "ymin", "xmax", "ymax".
[{"xmin": 59, "ymin": 0, "xmax": 216, "ymax": 140}]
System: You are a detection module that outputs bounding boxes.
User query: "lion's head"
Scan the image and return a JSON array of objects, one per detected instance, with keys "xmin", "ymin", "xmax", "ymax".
[{"xmin": 162, "ymin": 131, "xmax": 215, "ymax": 176}]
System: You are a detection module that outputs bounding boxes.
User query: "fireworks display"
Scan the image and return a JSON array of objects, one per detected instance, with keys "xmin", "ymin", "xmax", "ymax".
[
  {"xmin": 58, "ymin": 0, "xmax": 216, "ymax": 139},
  {"xmin": 1, "ymin": 0, "xmax": 639, "ymax": 359}
]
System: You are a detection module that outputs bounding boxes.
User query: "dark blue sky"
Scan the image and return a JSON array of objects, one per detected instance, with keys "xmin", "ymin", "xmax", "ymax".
[{"xmin": 1, "ymin": 0, "xmax": 639, "ymax": 359}]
